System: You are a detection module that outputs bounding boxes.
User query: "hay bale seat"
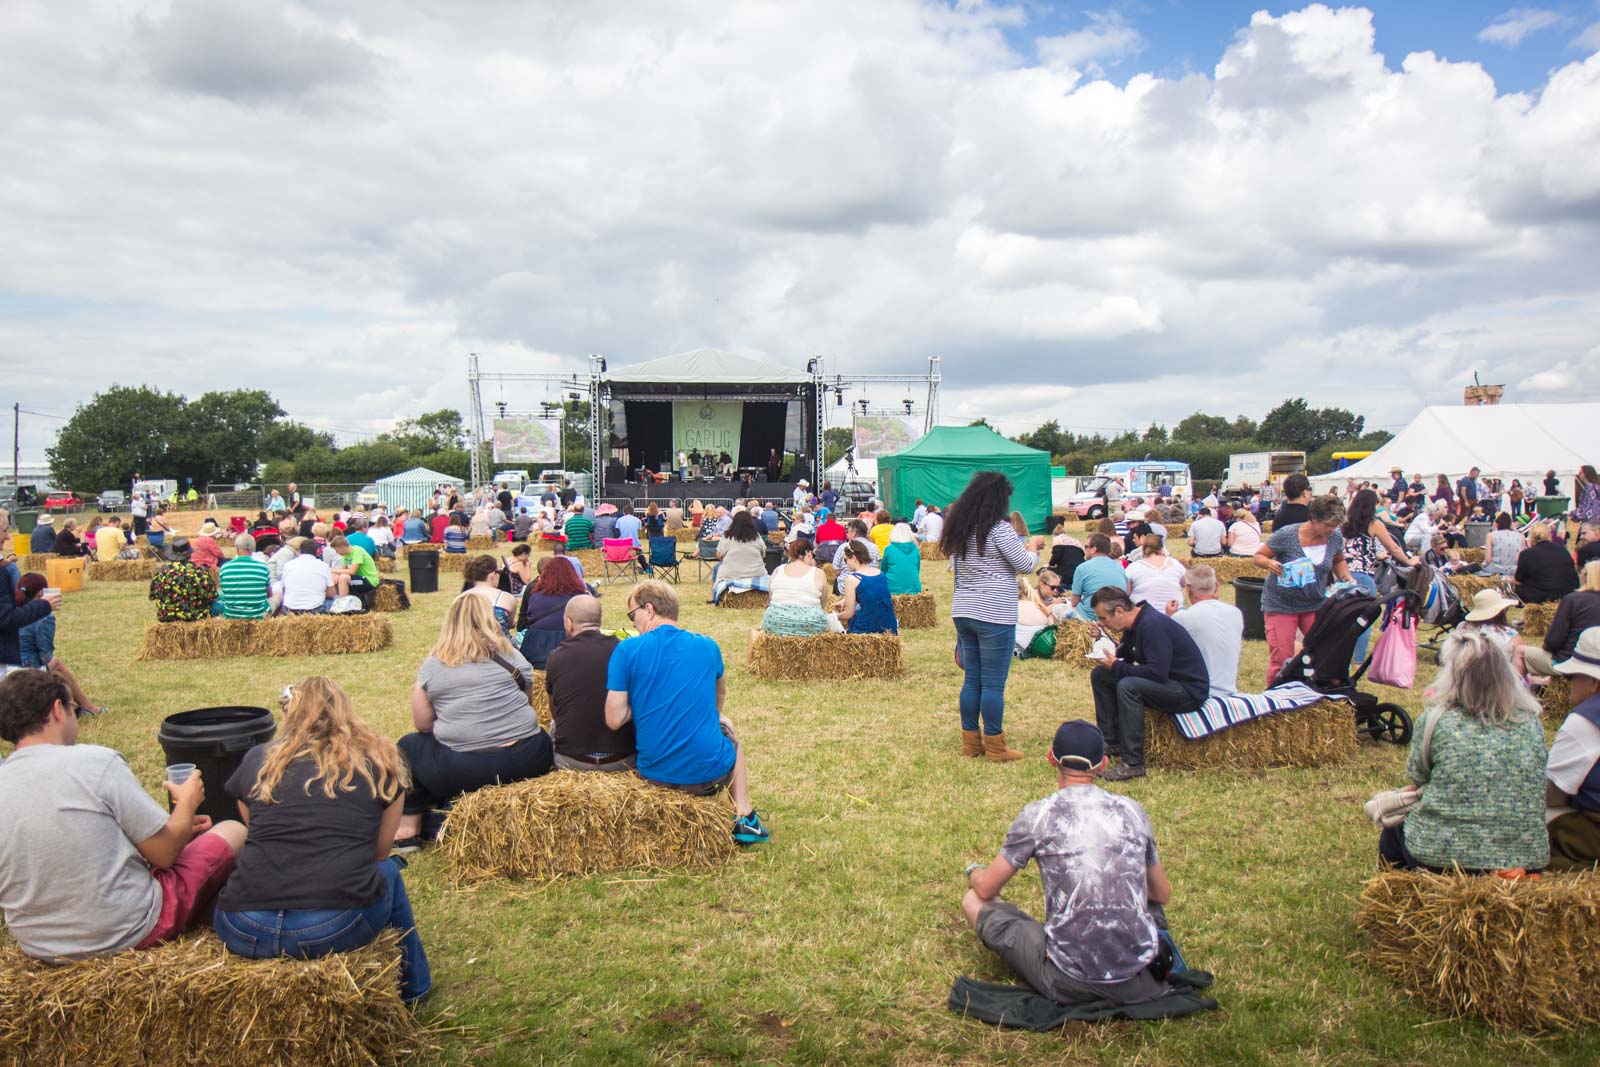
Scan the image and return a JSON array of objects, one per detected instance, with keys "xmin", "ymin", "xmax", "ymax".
[
  {"xmin": 746, "ymin": 629, "xmax": 905, "ymax": 681},
  {"xmin": 1520, "ymin": 601, "xmax": 1558, "ymax": 642},
  {"xmin": 0, "ymin": 931, "xmax": 430, "ymax": 1067},
  {"xmin": 1354, "ymin": 870, "xmax": 1600, "ymax": 1031},
  {"xmin": 377, "ymin": 555, "xmax": 397, "ymax": 574},
  {"xmin": 565, "ymin": 548, "xmax": 604, "ymax": 576},
  {"xmin": 136, "ymin": 614, "xmax": 394, "ymax": 661},
  {"xmin": 918, "ymin": 541, "xmax": 946, "ymax": 561},
  {"xmin": 1143, "ymin": 699, "xmax": 1356, "ymax": 770},
  {"xmin": 892, "ymin": 592, "xmax": 938, "ymax": 629},
  {"xmin": 1050, "ymin": 618, "xmax": 1102, "ymax": 670},
  {"xmin": 1449, "ymin": 574, "xmax": 1504, "ymax": 601},
  {"xmin": 529, "ymin": 669, "xmax": 551, "ymax": 726},
  {"xmin": 467, "ymin": 534, "xmax": 498, "ymax": 550},
  {"xmin": 371, "ymin": 583, "xmax": 409, "ymax": 613},
  {"xmin": 1196, "ymin": 555, "xmax": 1260, "ymax": 585},
  {"xmin": 1540, "ymin": 675, "xmax": 1573, "ymax": 719},
  {"xmin": 85, "ymin": 559, "xmax": 161, "ymax": 582},
  {"xmin": 15, "ymin": 553, "xmax": 55, "ymax": 574},
  {"xmin": 440, "ymin": 770, "xmax": 735, "ymax": 885},
  {"xmin": 673, "ymin": 527, "xmax": 699, "ymax": 543},
  {"xmin": 1456, "ymin": 547, "xmax": 1486, "ymax": 565},
  {"xmin": 719, "ymin": 589, "xmax": 770, "ymax": 609}
]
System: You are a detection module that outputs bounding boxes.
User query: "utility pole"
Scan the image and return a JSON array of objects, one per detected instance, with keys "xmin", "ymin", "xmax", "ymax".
[{"xmin": 12, "ymin": 402, "xmax": 17, "ymax": 488}]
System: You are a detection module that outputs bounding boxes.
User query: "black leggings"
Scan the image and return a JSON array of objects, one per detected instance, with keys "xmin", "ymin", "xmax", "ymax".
[{"xmin": 397, "ymin": 731, "xmax": 553, "ymax": 815}]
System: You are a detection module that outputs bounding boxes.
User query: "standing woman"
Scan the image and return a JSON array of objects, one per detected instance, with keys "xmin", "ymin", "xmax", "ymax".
[
  {"xmin": 941, "ymin": 472, "xmax": 1038, "ymax": 762},
  {"xmin": 213, "ymin": 677, "xmax": 431, "ymax": 1003},
  {"xmin": 1341, "ymin": 489, "xmax": 1417, "ymax": 667},
  {"xmin": 1544, "ymin": 469, "xmax": 1561, "ymax": 499},
  {"xmin": 1432, "ymin": 474, "xmax": 1454, "ymax": 512},
  {"xmin": 1254, "ymin": 494, "xmax": 1351, "ymax": 685},
  {"xmin": 1572, "ymin": 465, "xmax": 1600, "ymax": 547},
  {"xmin": 1507, "ymin": 479, "xmax": 1525, "ymax": 519}
]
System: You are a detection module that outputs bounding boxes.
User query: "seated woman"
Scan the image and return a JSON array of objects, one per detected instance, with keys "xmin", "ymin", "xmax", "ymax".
[
  {"xmin": 443, "ymin": 515, "xmax": 470, "ymax": 554},
  {"xmin": 515, "ymin": 555, "xmax": 586, "ymax": 667},
  {"xmin": 1515, "ymin": 523, "xmax": 1578, "ymax": 603},
  {"xmin": 213, "ymin": 677, "xmax": 431, "ymax": 1003},
  {"xmin": 643, "ymin": 502, "xmax": 666, "ymax": 539},
  {"xmin": 394, "ymin": 595, "xmax": 553, "ymax": 849},
  {"xmin": 1014, "ymin": 575, "xmax": 1054, "ymax": 658},
  {"xmin": 52, "ymin": 517, "xmax": 81, "ymax": 557},
  {"xmin": 504, "ymin": 543, "xmax": 535, "ymax": 597},
  {"xmin": 832, "ymin": 540, "xmax": 898, "ymax": 634},
  {"xmin": 1124, "ymin": 534, "xmax": 1187, "ymax": 611},
  {"xmin": 14, "ymin": 572, "xmax": 106, "ymax": 715},
  {"xmin": 711, "ymin": 510, "xmax": 769, "ymax": 605},
  {"xmin": 880, "ymin": 523, "xmax": 923, "ymax": 596},
  {"xmin": 1545, "ymin": 629, "xmax": 1600, "ymax": 871},
  {"xmin": 1378, "ymin": 630, "xmax": 1548, "ymax": 874},
  {"xmin": 462, "ymin": 555, "xmax": 518, "ymax": 635},
  {"xmin": 761, "ymin": 539, "xmax": 838, "ymax": 636},
  {"xmin": 146, "ymin": 506, "xmax": 173, "ymax": 550},
  {"xmin": 1458, "ymin": 588, "xmax": 1525, "ymax": 675},
  {"xmin": 368, "ymin": 515, "xmax": 396, "ymax": 558},
  {"xmin": 468, "ymin": 509, "xmax": 492, "ymax": 541}
]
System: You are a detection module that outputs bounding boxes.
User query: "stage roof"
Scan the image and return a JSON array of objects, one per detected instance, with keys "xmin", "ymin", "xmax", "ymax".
[{"xmin": 604, "ymin": 348, "xmax": 813, "ymax": 386}]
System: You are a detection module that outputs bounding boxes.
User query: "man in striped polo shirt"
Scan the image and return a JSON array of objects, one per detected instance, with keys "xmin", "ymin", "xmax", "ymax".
[{"xmin": 217, "ymin": 534, "xmax": 275, "ymax": 618}]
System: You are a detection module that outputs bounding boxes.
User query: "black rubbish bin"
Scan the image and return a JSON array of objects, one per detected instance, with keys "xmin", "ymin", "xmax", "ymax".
[
  {"xmin": 157, "ymin": 706, "xmax": 277, "ymax": 825},
  {"xmin": 409, "ymin": 549, "xmax": 439, "ymax": 594},
  {"xmin": 1232, "ymin": 576, "xmax": 1266, "ymax": 642}
]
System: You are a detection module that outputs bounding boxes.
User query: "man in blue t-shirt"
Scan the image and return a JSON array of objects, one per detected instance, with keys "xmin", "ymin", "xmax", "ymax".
[
  {"xmin": 605, "ymin": 580, "xmax": 770, "ymax": 845},
  {"xmin": 1069, "ymin": 534, "xmax": 1128, "ymax": 622}
]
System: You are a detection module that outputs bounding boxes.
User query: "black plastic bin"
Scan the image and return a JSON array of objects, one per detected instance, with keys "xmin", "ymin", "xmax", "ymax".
[
  {"xmin": 157, "ymin": 706, "xmax": 277, "ymax": 824},
  {"xmin": 409, "ymin": 550, "xmax": 439, "ymax": 594},
  {"xmin": 1232, "ymin": 576, "xmax": 1266, "ymax": 642}
]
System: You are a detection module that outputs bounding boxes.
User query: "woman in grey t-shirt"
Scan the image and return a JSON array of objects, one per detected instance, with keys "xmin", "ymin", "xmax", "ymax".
[
  {"xmin": 1253, "ymin": 494, "xmax": 1351, "ymax": 687},
  {"xmin": 393, "ymin": 593, "xmax": 552, "ymax": 849}
]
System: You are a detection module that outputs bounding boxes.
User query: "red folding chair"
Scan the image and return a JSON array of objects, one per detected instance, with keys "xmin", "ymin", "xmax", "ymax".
[{"xmin": 602, "ymin": 538, "xmax": 638, "ymax": 584}]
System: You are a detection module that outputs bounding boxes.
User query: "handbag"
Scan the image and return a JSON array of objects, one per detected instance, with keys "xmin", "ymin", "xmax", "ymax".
[
  {"xmin": 1367, "ymin": 598, "xmax": 1417, "ymax": 688},
  {"xmin": 1363, "ymin": 707, "xmax": 1443, "ymax": 828}
]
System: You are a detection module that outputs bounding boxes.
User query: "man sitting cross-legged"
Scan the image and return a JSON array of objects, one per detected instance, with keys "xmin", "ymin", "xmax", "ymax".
[
  {"xmin": 545, "ymin": 595, "xmax": 637, "ymax": 772},
  {"xmin": 605, "ymin": 580, "xmax": 770, "ymax": 844},
  {"xmin": 961, "ymin": 720, "xmax": 1177, "ymax": 1008},
  {"xmin": 0, "ymin": 669, "xmax": 246, "ymax": 960}
]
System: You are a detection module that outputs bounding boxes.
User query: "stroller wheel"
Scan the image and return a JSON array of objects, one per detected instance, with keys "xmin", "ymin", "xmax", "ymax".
[{"xmin": 1367, "ymin": 702, "xmax": 1413, "ymax": 745}]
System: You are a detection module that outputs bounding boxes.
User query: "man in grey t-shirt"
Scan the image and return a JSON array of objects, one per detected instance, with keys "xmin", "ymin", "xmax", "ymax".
[
  {"xmin": 961, "ymin": 721, "xmax": 1175, "ymax": 1005},
  {"xmin": 0, "ymin": 670, "xmax": 245, "ymax": 960}
]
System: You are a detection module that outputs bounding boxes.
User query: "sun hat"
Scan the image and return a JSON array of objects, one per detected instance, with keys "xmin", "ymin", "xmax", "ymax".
[
  {"xmin": 595, "ymin": 503, "xmax": 618, "ymax": 516},
  {"xmin": 1554, "ymin": 628, "xmax": 1600, "ymax": 683},
  {"xmin": 36, "ymin": 513, "xmax": 53, "ymax": 526},
  {"xmin": 1464, "ymin": 588, "xmax": 1520, "ymax": 623},
  {"xmin": 162, "ymin": 536, "xmax": 193, "ymax": 561},
  {"xmin": 1050, "ymin": 721, "xmax": 1105, "ymax": 771}
]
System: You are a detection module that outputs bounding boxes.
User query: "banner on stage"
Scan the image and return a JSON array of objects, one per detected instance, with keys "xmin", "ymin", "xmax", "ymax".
[
  {"xmin": 492, "ymin": 418, "xmax": 562, "ymax": 464},
  {"xmin": 673, "ymin": 401, "xmax": 742, "ymax": 456},
  {"xmin": 853, "ymin": 414, "xmax": 923, "ymax": 459}
]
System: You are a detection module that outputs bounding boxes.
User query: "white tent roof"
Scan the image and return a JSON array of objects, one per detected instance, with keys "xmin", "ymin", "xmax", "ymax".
[
  {"xmin": 374, "ymin": 466, "xmax": 463, "ymax": 486},
  {"xmin": 605, "ymin": 348, "xmax": 813, "ymax": 385},
  {"xmin": 1310, "ymin": 404, "xmax": 1600, "ymax": 489},
  {"xmin": 825, "ymin": 456, "xmax": 877, "ymax": 482}
]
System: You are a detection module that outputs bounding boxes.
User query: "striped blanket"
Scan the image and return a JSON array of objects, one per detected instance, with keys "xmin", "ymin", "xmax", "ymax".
[
  {"xmin": 1170, "ymin": 683, "xmax": 1348, "ymax": 740},
  {"xmin": 712, "ymin": 575, "xmax": 770, "ymax": 604}
]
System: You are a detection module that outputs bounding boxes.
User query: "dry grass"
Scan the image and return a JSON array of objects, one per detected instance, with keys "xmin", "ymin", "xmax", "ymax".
[
  {"xmin": 530, "ymin": 669, "xmax": 550, "ymax": 727},
  {"xmin": 1143, "ymin": 699, "xmax": 1357, "ymax": 770},
  {"xmin": 892, "ymin": 592, "xmax": 938, "ymax": 629},
  {"xmin": 746, "ymin": 630, "xmax": 905, "ymax": 680},
  {"xmin": 1195, "ymin": 555, "xmax": 1263, "ymax": 585},
  {"xmin": 136, "ymin": 614, "xmax": 394, "ymax": 660},
  {"xmin": 440, "ymin": 771, "xmax": 736, "ymax": 885},
  {"xmin": 0, "ymin": 931, "xmax": 433, "ymax": 1067},
  {"xmin": 372, "ymin": 583, "xmax": 408, "ymax": 613},
  {"xmin": 1355, "ymin": 870, "xmax": 1600, "ymax": 1031},
  {"xmin": 1520, "ymin": 601, "xmax": 1558, "ymax": 641},
  {"xmin": 1541, "ymin": 675, "xmax": 1573, "ymax": 718},
  {"xmin": 719, "ymin": 589, "xmax": 770, "ymax": 610},
  {"xmin": 1050, "ymin": 618, "xmax": 1102, "ymax": 668},
  {"xmin": 14, "ymin": 553, "xmax": 56, "ymax": 573}
]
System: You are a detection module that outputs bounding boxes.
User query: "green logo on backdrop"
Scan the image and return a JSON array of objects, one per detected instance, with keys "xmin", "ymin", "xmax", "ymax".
[{"xmin": 674, "ymin": 401, "xmax": 743, "ymax": 455}]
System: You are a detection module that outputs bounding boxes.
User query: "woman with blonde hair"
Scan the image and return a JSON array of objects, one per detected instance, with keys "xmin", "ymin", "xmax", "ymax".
[
  {"xmin": 393, "ymin": 593, "xmax": 552, "ymax": 849},
  {"xmin": 1225, "ymin": 506, "xmax": 1262, "ymax": 557},
  {"xmin": 213, "ymin": 677, "xmax": 431, "ymax": 1002},
  {"xmin": 1377, "ymin": 630, "xmax": 1548, "ymax": 873},
  {"xmin": 1124, "ymin": 534, "xmax": 1187, "ymax": 612},
  {"xmin": 1514, "ymin": 522, "xmax": 1578, "ymax": 604},
  {"xmin": 1014, "ymin": 575, "xmax": 1053, "ymax": 657}
]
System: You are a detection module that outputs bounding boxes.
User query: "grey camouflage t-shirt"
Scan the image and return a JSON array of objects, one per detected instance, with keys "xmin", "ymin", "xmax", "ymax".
[{"xmin": 1000, "ymin": 785, "xmax": 1161, "ymax": 983}]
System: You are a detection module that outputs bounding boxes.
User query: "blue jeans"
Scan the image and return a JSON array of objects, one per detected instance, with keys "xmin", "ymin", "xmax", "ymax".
[
  {"xmin": 214, "ymin": 857, "xmax": 431, "ymax": 1003},
  {"xmin": 1350, "ymin": 572, "xmax": 1378, "ymax": 666},
  {"xmin": 954, "ymin": 617, "xmax": 1016, "ymax": 735}
]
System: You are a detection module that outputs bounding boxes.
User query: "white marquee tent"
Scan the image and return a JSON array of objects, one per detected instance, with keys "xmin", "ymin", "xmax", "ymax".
[
  {"xmin": 1310, "ymin": 403, "xmax": 1600, "ymax": 492},
  {"xmin": 373, "ymin": 466, "xmax": 464, "ymax": 514}
]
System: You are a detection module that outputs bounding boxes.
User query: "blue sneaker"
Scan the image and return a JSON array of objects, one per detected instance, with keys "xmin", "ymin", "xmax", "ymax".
[{"xmin": 732, "ymin": 809, "xmax": 770, "ymax": 846}]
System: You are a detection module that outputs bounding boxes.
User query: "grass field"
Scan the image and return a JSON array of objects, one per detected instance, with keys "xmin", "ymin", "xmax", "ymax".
[{"xmin": 10, "ymin": 544, "xmax": 1600, "ymax": 1066}]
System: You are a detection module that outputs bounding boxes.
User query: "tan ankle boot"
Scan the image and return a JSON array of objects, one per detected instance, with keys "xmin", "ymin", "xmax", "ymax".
[
  {"xmin": 961, "ymin": 729, "xmax": 983, "ymax": 757},
  {"xmin": 983, "ymin": 732, "xmax": 1023, "ymax": 763}
]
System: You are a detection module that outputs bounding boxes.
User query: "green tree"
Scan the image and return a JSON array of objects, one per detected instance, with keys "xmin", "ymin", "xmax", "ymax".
[
  {"xmin": 1173, "ymin": 412, "xmax": 1256, "ymax": 443},
  {"xmin": 1015, "ymin": 419, "xmax": 1066, "ymax": 457},
  {"xmin": 1142, "ymin": 423, "xmax": 1169, "ymax": 445},
  {"xmin": 382, "ymin": 409, "xmax": 465, "ymax": 455},
  {"xmin": 47, "ymin": 386, "xmax": 187, "ymax": 492},
  {"xmin": 823, "ymin": 426, "xmax": 854, "ymax": 468},
  {"xmin": 1259, "ymin": 398, "xmax": 1366, "ymax": 452},
  {"xmin": 327, "ymin": 441, "xmax": 413, "ymax": 483},
  {"xmin": 561, "ymin": 400, "xmax": 593, "ymax": 473},
  {"xmin": 258, "ymin": 420, "xmax": 335, "ymax": 461},
  {"xmin": 177, "ymin": 389, "xmax": 287, "ymax": 485},
  {"xmin": 1306, "ymin": 430, "xmax": 1394, "ymax": 477}
]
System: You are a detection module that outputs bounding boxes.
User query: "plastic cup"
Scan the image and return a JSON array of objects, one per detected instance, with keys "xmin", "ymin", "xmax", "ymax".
[
  {"xmin": 165, "ymin": 763, "xmax": 197, "ymax": 785},
  {"xmin": 44, "ymin": 587, "xmax": 61, "ymax": 598}
]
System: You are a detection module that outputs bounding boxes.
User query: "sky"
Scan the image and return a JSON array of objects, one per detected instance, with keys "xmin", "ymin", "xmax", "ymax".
[{"xmin": 3, "ymin": 0, "xmax": 1599, "ymax": 463}]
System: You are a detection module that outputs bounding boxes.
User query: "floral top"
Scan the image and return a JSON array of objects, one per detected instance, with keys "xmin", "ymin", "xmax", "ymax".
[
  {"xmin": 149, "ymin": 561, "xmax": 219, "ymax": 622},
  {"xmin": 1576, "ymin": 482, "xmax": 1600, "ymax": 524},
  {"xmin": 1404, "ymin": 708, "xmax": 1548, "ymax": 871}
]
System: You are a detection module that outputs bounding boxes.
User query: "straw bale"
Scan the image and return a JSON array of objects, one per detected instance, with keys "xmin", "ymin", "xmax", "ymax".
[
  {"xmin": 377, "ymin": 556, "xmax": 397, "ymax": 574},
  {"xmin": 530, "ymin": 669, "xmax": 551, "ymax": 727},
  {"xmin": 400, "ymin": 542, "xmax": 441, "ymax": 559},
  {"xmin": 1456, "ymin": 547, "xmax": 1485, "ymax": 565},
  {"xmin": 441, "ymin": 770, "xmax": 736, "ymax": 885},
  {"xmin": 16, "ymin": 554, "xmax": 54, "ymax": 573},
  {"xmin": 674, "ymin": 527, "xmax": 699, "ymax": 543},
  {"xmin": 1354, "ymin": 870, "xmax": 1600, "ymax": 1031},
  {"xmin": 85, "ymin": 559, "xmax": 161, "ymax": 582},
  {"xmin": 1201, "ymin": 555, "xmax": 1262, "ymax": 585},
  {"xmin": 371, "ymin": 583, "xmax": 407, "ymax": 613},
  {"xmin": 823, "ymin": 564, "xmax": 839, "ymax": 587},
  {"xmin": 1541, "ymin": 675, "xmax": 1573, "ymax": 719},
  {"xmin": 746, "ymin": 629, "xmax": 904, "ymax": 680},
  {"xmin": 566, "ymin": 549, "xmax": 604, "ymax": 575},
  {"xmin": 1520, "ymin": 601, "xmax": 1557, "ymax": 641},
  {"xmin": 0, "ymin": 931, "xmax": 432, "ymax": 1067},
  {"xmin": 719, "ymin": 589, "xmax": 770, "ymax": 609},
  {"xmin": 892, "ymin": 592, "xmax": 938, "ymax": 629},
  {"xmin": 1448, "ymin": 574, "xmax": 1503, "ymax": 601},
  {"xmin": 467, "ymin": 534, "xmax": 497, "ymax": 550},
  {"xmin": 136, "ymin": 614, "xmax": 394, "ymax": 661},
  {"xmin": 1143, "ymin": 699, "xmax": 1356, "ymax": 770},
  {"xmin": 918, "ymin": 541, "xmax": 946, "ymax": 561},
  {"xmin": 1050, "ymin": 618, "xmax": 1102, "ymax": 669}
]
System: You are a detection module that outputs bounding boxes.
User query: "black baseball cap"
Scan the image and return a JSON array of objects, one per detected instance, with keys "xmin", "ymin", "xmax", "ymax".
[{"xmin": 1051, "ymin": 721, "xmax": 1105, "ymax": 771}]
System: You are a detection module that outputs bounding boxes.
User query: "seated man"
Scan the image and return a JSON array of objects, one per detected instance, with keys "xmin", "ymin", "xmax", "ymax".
[
  {"xmin": 545, "ymin": 595, "xmax": 636, "ymax": 772},
  {"xmin": 605, "ymin": 580, "xmax": 769, "ymax": 844},
  {"xmin": 218, "ymin": 534, "xmax": 276, "ymax": 618},
  {"xmin": 962, "ymin": 720, "xmax": 1175, "ymax": 1007},
  {"xmin": 1165, "ymin": 565, "xmax": 1242, "ymax": 699},
  {"xmin": 343, "ymin": 516, "xmax": 377, "ymax": 558},
  {"xmin": 0, "ymin": 669, "xmax": 246, "ymax": 960},
  {"xmin": 1546, "ymin": 629, "xmax": 1600, "ymax": 871},
  {"xmin": 1186, "ymin": 508, "xmax": 1226, "ymax": 559},
  {"xmin": 1068, "ymin": 534, "xmax": 1127, "ymax": 621},
  {"xmin": 328, "ymin": 534, "xmax": 379, "ymax": 604},
  {"xmin": 95, "ymin": 515, "xmax": 136, "ymax": 562},
  {"xmin": 279, "ymin": 537, "xmax": 335, "ymax": 614},
  {"xmin": 1089, "ymin": 587, "xmax": 1210, "ymax": 781}
]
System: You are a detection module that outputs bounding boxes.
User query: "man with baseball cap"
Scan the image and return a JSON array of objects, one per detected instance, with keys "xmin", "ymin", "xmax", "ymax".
[
  {"xmin": 1546, "ymin": 628, "xmax": 1600, "ymax": 870},
  {"xmin": 960, "ymin": 720, "xmax": 1176, "ymax": 1006}
]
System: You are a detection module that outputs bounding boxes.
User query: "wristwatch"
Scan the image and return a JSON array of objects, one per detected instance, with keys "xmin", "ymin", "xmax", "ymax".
[{"xmin": 964, "ymin": 863, "xmax": 984, "ymax": 881}]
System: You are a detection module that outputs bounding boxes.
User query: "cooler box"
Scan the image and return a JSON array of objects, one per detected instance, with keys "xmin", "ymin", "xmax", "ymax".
[{"xmin": 45, "ymin": 556, "xmax": 84, "ymax": 592}]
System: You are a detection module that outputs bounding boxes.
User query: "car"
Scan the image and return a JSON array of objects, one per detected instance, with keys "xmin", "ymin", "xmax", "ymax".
[
  {"xmin": 44, "ymin": 492, "xmax": 84, "ymax": 513},
  {"xmin": 97, "ymin": 489, "xmax": 127, "ymax": 512},
  {"xmin": 357, "ymin": 484, "xmax": 381, "ymax": 506}
]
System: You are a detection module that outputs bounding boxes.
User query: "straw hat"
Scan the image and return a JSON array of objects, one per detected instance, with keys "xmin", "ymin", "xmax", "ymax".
[
  {"xmin": 1554, "ymin": 628, "xmax": 1600, "ymax": 683},
  {"xmin": 1463, "ymin": 587, "xmax": 1519, "ymax": 623},
  {"xmin": 197, "ymin": 520, "xmax": 221, "ymax": 537},
  {"xmin": 36, "ymin": 513, "xmax": 53, "ymax": 526}
]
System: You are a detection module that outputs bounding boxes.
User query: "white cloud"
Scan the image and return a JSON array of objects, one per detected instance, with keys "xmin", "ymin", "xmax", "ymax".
[
  {"xmin": 1, "ymin": 2, "xmax": 1598, "ymax": 464},
  {"xmin": 1036, "ymin": 10, "xmax": 1143, "ymax": 77},
  {"xmin": 1579, "ymin": 20, "xmax": 1600, "ymax": 50},
  {"xmin": 1477, "ymin": 7, "xmax": 1562, "ymax": 47}
]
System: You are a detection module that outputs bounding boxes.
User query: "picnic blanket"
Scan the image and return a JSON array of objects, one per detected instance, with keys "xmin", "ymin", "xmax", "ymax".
[
  {"xmin": 948, "ymin": 970, "xmax": 1217, "ymax": 1030},
  {"xmin": 1169, "ymin": 682, "xmax": 1343, "ymax": 741},
  {"xmin": 712, "ymin": 575, "xmax": 770, "ymax": 603}
]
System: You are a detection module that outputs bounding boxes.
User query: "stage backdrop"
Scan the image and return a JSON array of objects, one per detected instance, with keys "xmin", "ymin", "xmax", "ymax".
[
  {"xmin": 492, "ymin": 417, "xmax": 562, "ymax": 464},
  {"xmin": 854, "ymin": 414, "xmax": 924, "ymax": 460},
  {"xmin": 673, "ymin": 401, "xmax": 743, "ymax": 457}
]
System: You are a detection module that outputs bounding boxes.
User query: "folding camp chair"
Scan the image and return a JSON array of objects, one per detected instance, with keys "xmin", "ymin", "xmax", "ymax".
[
  {"xmin": 695, "ymin": 538, "xmax": 720, "ymax": 581},
  {"xmin": 602, "ymin": 538, "xmax": 638, "ymax": 584},
  {"xmin": 648, "ymin": 536, "xmax": 683, "ymax": 584}
]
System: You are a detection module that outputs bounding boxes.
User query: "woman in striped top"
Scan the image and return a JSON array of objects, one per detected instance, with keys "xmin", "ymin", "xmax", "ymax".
[{"xmin": 940, "ymin": 472, "xmax": 1038, "ymax": 762}]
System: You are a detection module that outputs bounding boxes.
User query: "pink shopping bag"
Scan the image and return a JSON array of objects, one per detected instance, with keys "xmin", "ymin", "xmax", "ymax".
[{"xmin": 1368, "ymin": 601, "xmax": 1417, "ymax": 689}]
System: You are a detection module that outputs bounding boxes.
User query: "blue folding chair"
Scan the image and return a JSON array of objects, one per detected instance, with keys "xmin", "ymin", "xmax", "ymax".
[{"xmin": 648, "ymin": 536, "xmax": 682, "ymax": 584}]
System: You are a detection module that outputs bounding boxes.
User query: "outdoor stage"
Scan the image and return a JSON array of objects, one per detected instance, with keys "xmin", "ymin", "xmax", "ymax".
[{"xmin": 599, "ymin": 477, "xmax": 807, "ymax": 506}]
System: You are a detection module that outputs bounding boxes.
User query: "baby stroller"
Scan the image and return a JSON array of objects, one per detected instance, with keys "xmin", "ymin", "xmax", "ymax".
[{"xmin": 1269, "ymin": 588, "xmax": 1419, "ymax": 745}]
